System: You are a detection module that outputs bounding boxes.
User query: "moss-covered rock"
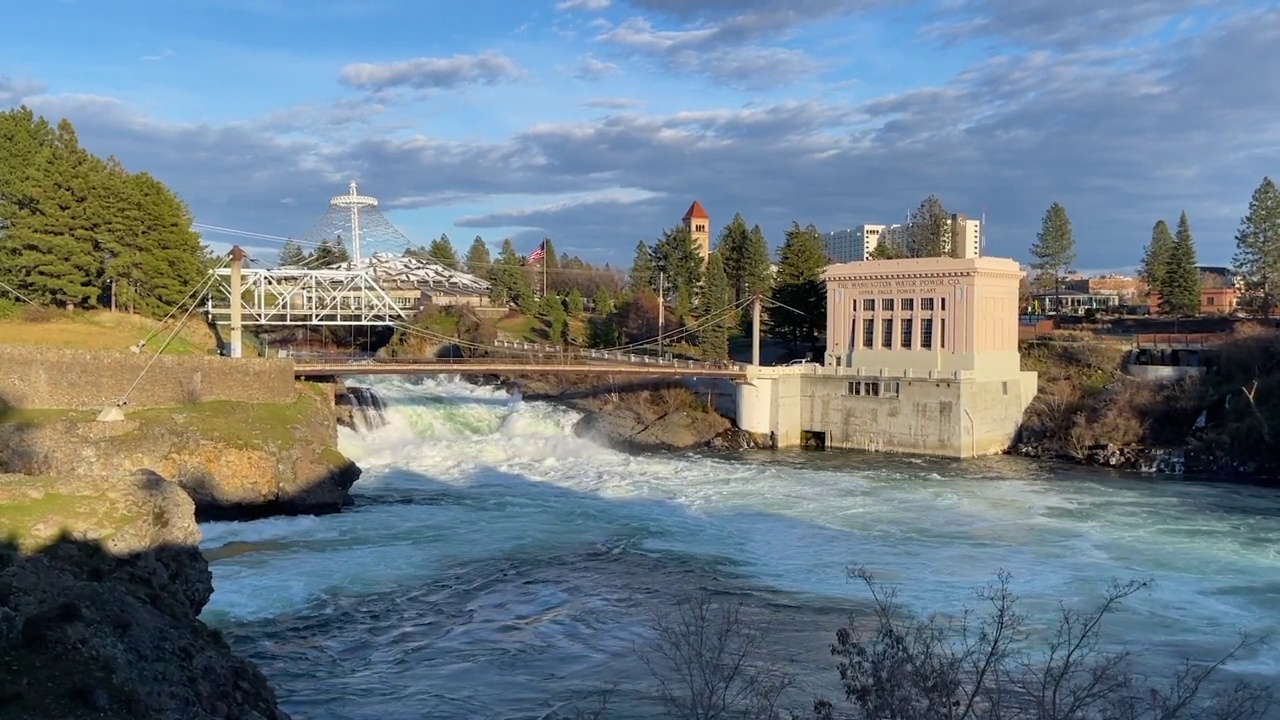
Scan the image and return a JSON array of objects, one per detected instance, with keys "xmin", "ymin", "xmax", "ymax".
[{"xmin": 0, "ymin": 383, "xmax": 361, "ymax": 521}]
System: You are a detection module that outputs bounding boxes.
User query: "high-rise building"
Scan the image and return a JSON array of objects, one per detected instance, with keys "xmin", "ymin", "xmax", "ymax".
[
  {"xmin": 682, "ymin": 200, "xmax": 711, "ymax": 263},
  {"xmin": 948, "ymin": 214, "xmax": 981, "ymax": 259},
  {"xmin": 822, "ymin": 224, "xmax": 885, "ymax": 263}
]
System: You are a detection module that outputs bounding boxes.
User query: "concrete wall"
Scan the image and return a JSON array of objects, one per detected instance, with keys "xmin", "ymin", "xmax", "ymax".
[
  {"xmin": 0, "ymin": 346, "xmax": 297, "ymax": 410},
  {"xmin": 1125, "ymin": 365, "xmax": 1205, "ymax": 382},
  {"xmin": 799, "ymin": 376, "xmax": 964, "ymax": 456}
]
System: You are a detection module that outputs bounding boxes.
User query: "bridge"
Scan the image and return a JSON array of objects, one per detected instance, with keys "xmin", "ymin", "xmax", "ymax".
[{"xmin": 289, "ymin": 341, "xmax": 752, "ymax": 379}]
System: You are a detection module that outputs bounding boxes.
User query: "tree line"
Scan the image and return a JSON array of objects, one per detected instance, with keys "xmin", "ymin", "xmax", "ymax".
[{"xmin": 0, "ymin": 107, "xmax": 209, "ymax": 317}]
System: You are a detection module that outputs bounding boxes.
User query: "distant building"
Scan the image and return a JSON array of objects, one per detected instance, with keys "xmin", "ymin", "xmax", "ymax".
[
  {"xmin": 948, "ymin": 214, "xmax": 981, "ymax": 259},
  {"xmin": 1065, "ymin": 274, "xmax": 1146, "ymax": 304},
  {"xmin": 1146, "ymin": 287, "xmax": 1238, "ymax": 316},
  {"xmin": 822, "ymin": 225, "xmax": 884, "ymax": 263},
  {"xmin": 336, "ymin": 252, "xmax": 493, "ymax": 309},
  {"xmin": 682, "ymin": 201, "xmax": 711, "ymax": 263},
  {"xmin": 823, "ymin": 214, "xmax": 980, "ymax": 262},
  {"xmin": 1031, "ymin": 289, "xmax": 1120, "ymax": 315}
]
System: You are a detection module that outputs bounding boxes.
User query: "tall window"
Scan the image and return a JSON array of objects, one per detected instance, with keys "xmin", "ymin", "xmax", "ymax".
[
  {"xmin": 900, "ymin": 318, "xmax": 914, "ymax": 349},
  {"xmin": 863, "ymin": 319, "xmax": 874, "ymax": 348},
  {"xmin": 882, "ymin": 298, "xmax": 895, "ymax": 312},
  {"xmin": 921, "ymin": 297, "xmax": 934, "ymax": 312},
  {"xmin": 901, "ymin": 298, "xmax": 915, "ymax": 312},
  {"xmin": 863, "ymin": 298, "xmax": 875, "ymax": 312},
  {"xmin": 941, "ymin": 318, "xmax": 947, "ymax": 349},
  {"xmin": 882, "ymin": 318, "xmax": 894, "ymax": 348},
  {"xmin": 941, "ymin": 297, "xmax": 947, "ymax": 311},
  {"xmin": 921, "ymin": 318, "xmax": 934, "ymax": 349}
]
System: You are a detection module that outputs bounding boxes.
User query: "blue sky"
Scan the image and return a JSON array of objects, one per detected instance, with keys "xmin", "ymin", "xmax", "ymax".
[{"xmin": 2, "ymin": 0, "xmax": 1276, "ymax": 273}]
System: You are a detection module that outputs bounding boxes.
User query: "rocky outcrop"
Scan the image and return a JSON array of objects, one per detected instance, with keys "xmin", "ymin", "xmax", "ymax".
[
  {"xmin": 0, "ymin": 384, "xmax": 360, "ymax": 521},
  {"xmin": 0, "ymin": 471, "xmax": 288, "ymax": 719},
  {"xmin": 476, "ymin": 374, "xmax": 742, "ymax": 452}
]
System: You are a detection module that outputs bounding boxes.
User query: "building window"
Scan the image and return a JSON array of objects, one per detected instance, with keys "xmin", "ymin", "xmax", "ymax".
[
  {"xmin": 1207, "ymin": 295, "xmax": 1216, "ymax": 306},
  {"xmin": 863, "ymin": 298, "xmax": 875, "ymax": 312},
  {"xmin": 921, "ymin": 297, "xmax": 934, "ymax": 311},
  {"xmin": 882, "ymin": 381, "xmax": 900, "ymax": 398},
  {"xmin": 901, "ymin": 298, "xmax": 914, "ymax": 312},
  {"xmin": 866, "ymin": 381, "xmax": 880, "ymax": 397},
  {"xmin": 921, "ymin": 318, "xmax": 934, "ymax": 349},
  {"xmin": 1002, "ymin": 381, "xmax": 1009, "ymax": 396},
  {"xmin": 941, "ymin": 297, "xmax": 947, "ymax": 311},
  {"xmin": 882, "ymin": 318, "xmax": 894, "ymax": 348},
  {"xmin": 900, "ymin": 318, "xmax": 913, "ymax": 349},
  {"xmin": 941, "ymin": 318, "xmax": 947, "ymax": 349},
  {"xmin": 882, "ymin": 298, "xmax": 895, "ymax": 312},
  {"xmin": 863, "ymin": 319, "xmax": 874, "ymax": 348}
]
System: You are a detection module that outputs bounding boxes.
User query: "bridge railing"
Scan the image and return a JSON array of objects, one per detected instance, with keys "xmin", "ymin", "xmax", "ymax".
[{"xmin": 489, "ymin": 339, "xmax": 746, "ymax": 372}]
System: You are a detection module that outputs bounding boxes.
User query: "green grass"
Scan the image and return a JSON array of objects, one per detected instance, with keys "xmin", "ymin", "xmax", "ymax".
[
  {"xmin": 0, "ymin": 483, "xmax": 143, "ymax": 553},
  {"xmin": 125, "ymin": 382, "xmax": 329, "ymax": 450},
  {"xmin": 0, "ymin": 309, "xmax": 220, "ymax": 356},
  {"xmin": 495, "ymin": 314, "xmax": 548, "ymax": 343}
]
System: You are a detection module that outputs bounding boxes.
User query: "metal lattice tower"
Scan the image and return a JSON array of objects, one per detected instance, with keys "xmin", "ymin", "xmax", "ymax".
[{"xmin": 302, "ymin": 181, "xmax": 412, "ymax": 262}]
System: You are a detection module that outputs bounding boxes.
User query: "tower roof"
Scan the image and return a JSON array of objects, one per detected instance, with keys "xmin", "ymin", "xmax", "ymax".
[{"xmin": 683, "ymin": 200, "xmax": 709, "ymax": 220}]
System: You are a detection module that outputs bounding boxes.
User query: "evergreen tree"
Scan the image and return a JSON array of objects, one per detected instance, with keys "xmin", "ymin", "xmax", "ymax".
[
  {"xmin": 1028, "ymin": 202, "xmax": 1075, "ymax": 311},
  {"xmin": 309, "ymin": 238, "xmax": 350, "ymax": 267},
  {"xmin": 629, "ymin": 240, "xmax": 655, "ymax": 294},
  {"xmin": 278, "ymin": 239, "xmax": 307, "ymax": 267},
  {"xmin": 742, "ymin": 224, "xmax": 772, "ymax": 302},
  {"xmin": 491, "ymin": 238, "xmax": 528, "ymax": 307},
  {"xmin": 592, "ymin": 288, "xmax": 614, "ymax": 315},
  {"xmin": 1140, "ymin": 220, "xmax": 1175, "ymax": 300},
  {"xmin": 905, "ymin": 195, "xmax": 951, "ymax": 257},
  {"xmin": 652, "ymin": 224, "xmax": 703, "ymax": 304},
  {"xmin": 1233, "ymin": 177, "xmax": 1280, "ymax": 316},
  {"xmin": 696, "ymin": 250, "xmax": 731, "ymax": 360},
  {"xmin": 716, "ymin": 213, "xmax": 751, "ymax": 304},
  {"xmin": 1161, "ymin": 211, "xmax": 1201, "ymax": 316},
  {"xmin": 566, "ymin": 288, "xmax": 584, "ymax": 315},
  {"xmin": 464, "ymin": 236, "xmax": 491, "ymax": 279},
  {"xmin": 426, "ymin": 234, "xmax": 459, "ymax": 269},
  {"xmin": 547, "ymin": 296, "xmax": 569, "ymax": 345},
  {"xmin": 768, "ymin": 222, "xmax": 827, "ymax": 352}
]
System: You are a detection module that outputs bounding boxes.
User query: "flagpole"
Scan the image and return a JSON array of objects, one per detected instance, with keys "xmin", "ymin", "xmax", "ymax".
[{"xmin": 542, "ymin": 242, "xmax": 547, "ymax": 298}]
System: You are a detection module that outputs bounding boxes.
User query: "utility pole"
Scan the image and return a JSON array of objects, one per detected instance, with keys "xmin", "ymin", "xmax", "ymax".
[
  {"xmin": 657, "ymin": 271, "xmax": 665, "ymax": 359},
  {"xmin": 229, "ymin": 245, "xmax": 246, "ymax": 358},
  {"xmin": 751, "ymin": 292, "xmax": 761, "ymax": 367}
]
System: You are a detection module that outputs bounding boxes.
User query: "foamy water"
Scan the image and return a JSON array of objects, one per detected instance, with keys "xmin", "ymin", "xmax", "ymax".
[{"xmin": 200, "ymin": 376, "xmax": 1280, "ymax": 719}]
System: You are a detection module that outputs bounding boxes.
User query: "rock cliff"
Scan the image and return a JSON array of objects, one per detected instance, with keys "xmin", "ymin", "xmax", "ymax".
[
  {"xmin": 0, "ymin": 384, "xmax": 360, "ymax": 521},
  {"xmin": 0, "ymin": 471, "xmax": 288, "ymax": 719}
]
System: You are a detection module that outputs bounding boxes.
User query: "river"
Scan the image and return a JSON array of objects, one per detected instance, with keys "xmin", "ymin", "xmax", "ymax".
[{"xmin": 198, "ymin": 376, "xmax": 1280, "ymax": 719}]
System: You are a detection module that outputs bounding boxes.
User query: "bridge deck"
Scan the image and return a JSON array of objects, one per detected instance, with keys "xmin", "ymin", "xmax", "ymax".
[{"xmin": 293, "ymin": 359, "xmax": 747, "ymax": 378}]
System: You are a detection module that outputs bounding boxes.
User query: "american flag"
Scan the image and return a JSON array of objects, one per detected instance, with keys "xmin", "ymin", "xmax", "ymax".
[{"xmin": 527, "ymin": 241, "xmax": 546, "ymax": 264}]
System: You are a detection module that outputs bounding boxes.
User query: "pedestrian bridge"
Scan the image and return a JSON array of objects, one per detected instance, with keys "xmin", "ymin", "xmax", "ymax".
[{"xmin": 291, "ymin": 343, "xmax": 750, "ymax": 379}]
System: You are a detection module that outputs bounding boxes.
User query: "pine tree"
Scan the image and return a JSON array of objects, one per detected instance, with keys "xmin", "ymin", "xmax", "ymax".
[
  {"xmin": 1028, "ymin": 202, "xmax": 1075, "ymax": 311},
  {"xmin": 491, "ymin": 238, "xmax": 525, "ymax": 306},
  {"xmin": 426, "ymin": 234, "xmax": 459, "ymax": 269},
  {"xmin": 742, "ymin": 224, "xmax": 772, "ymax": 301},
  {"xmin": 566, "ymin": 288, "xmax": 584, "ymax": 315},
  {"xmin": 652, "ymin": 225, "xmax": 703, "ymax": 305},
  {"xmin": 592, "ymin": 288, "xmax": 614, "ymax": 315},
  {"xmin": 629, "ymin": 240, "xmax": 655, "ymax": 294},
  {"xmin": 1140, "ymin": 220, "xmax": 1175, "ymax": 300},
  {"xmin": 308, "ymin": 238, "xmax": 349, "ymax": 267},
  {"xmin": 768, "ymin": 222, "xmax": 827, "ymax": 352},
  {"xmin": 716, "ymin": 213, "xmax": 751, "ymax": 304},
  {"xmin": 905, "ymin": 195, "xmax": 951, "ymax": 257},
  {"xmin": 696, "ymin": 250, "xmax": 731, "ymax": 360},
  {"xmin": 464, "ymin": 236, "xmax": 491, "ymax": 279},
  {"xmin": 1161, "ymin": 211, "xmax": 1201, "ymax": 316},
  {"xmin": 278, "ymin": 239, "xmax": 307, "ymax": 267},
  {"xmin": 1233, "ymin": 177, "xmax": 1280, "ymax": 316}
]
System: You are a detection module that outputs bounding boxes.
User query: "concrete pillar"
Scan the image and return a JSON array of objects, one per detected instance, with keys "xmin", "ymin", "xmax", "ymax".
[
  {"xmin": 735, "ymin": 375, "xmax": 773, "ymax": 435},
  {"xmin": 229, "ymin": 245, "xmax": 246, "ymax": 358},
  {"xmin": 751, "ymin": 294, "xmax": 761, "ymax": 367}
]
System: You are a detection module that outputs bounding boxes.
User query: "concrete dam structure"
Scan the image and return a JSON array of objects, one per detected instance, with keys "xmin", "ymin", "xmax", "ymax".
[{"xmin": 736, "ymin": 256, "xmax": 1038, "ymax": 458}]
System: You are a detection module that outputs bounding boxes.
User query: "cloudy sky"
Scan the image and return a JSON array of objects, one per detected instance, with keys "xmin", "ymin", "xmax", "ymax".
[{"xmin": 2, "ymin": 0, "xmax": 1276, "ymax": 272}]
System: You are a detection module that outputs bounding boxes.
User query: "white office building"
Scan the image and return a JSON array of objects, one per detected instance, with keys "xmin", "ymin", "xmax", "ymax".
[{"xmin": 822, "ymin": 224, "xmax": 885, "ymax": 263}]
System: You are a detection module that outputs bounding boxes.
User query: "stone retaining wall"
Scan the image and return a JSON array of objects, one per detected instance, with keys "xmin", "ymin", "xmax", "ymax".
[{"xmin": 0, "ymin": 345, "xmax": 296, "ymax": 410}]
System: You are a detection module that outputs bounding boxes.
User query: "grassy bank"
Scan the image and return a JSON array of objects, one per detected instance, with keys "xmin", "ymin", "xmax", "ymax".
[
  {"xmin": 1016, "ymin": 325, "xmax": 1280, "ymax": 474},
  {"xmin": 0, "ymin": 306, "xmax": 221, "ymax": 356}
]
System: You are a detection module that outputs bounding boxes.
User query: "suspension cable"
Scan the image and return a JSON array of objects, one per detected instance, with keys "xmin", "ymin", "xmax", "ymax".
[{"xmin": 116, "ymin": 272, "xmax": 217, "ymax": 406}]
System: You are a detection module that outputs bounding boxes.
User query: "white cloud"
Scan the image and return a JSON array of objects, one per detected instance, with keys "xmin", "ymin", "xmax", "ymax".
[
  {"xmin": 339, "ymin": 52, "xmax": 525, "ymax": 91},
  {"xmin": 556, "ymin": 0, "xmax": 612, "ymax": 10},
  {"xmin": 575, "ymin": 55, "xmax": 622, "ymax": 80}
]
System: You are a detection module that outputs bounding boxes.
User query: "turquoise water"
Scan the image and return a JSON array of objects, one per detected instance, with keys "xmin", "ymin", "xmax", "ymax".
[{"xmin": 199, "ymin": 376, "xmax": 1280, "ymax": 719}]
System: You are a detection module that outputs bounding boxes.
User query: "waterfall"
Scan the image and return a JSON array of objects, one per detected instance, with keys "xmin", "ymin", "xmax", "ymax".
[{"xmin": 337, "ymin": 385, "xmax": 388, "ymax": 432}]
